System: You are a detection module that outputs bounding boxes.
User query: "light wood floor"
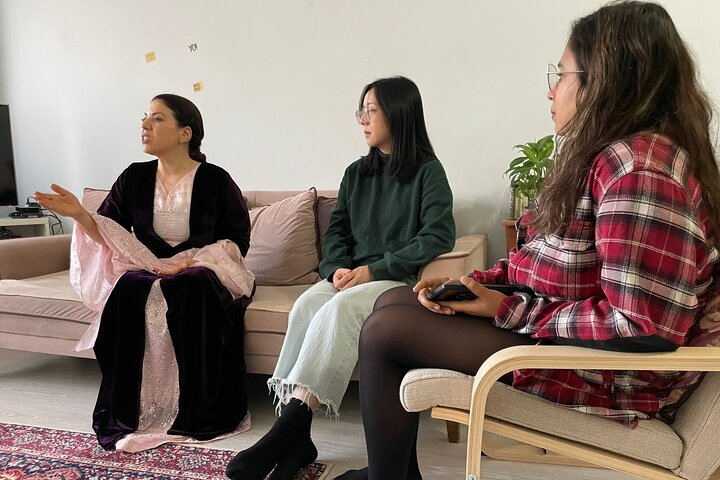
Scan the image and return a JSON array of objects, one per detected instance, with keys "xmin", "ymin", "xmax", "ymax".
[{"xmin": 0, "ymin": 348, "xmax": 636, "ymax": 480}]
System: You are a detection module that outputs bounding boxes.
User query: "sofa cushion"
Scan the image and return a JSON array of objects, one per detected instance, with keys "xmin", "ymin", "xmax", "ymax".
[
  {"xmin": 315, "ymin": 195, "xmax": 337, "ymax": 261},
  {"xmin": 0, "ymin": 270, "xmax": 80, "ymax": 302},
  {"xmin": 82, "ymin": 187, "xmax": 110, "ymax": 212},
  {"xmin": 245, "ymin": 284, "xmax": 312, "ymax": 334},
  {"xmin": 316, "ymin": 196, "xmax": 337, "ymax": 243},
  {"xmin": 245, "ymin": 188, "xmax": 320, "ymax": 286},
  {"xmin": 0, "ymin": 271, "xmax": 94, "ymax": 343}
]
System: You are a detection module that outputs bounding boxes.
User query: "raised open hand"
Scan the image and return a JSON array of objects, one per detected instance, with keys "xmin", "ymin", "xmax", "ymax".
[{"xmin": 34, "ymin": 184, "xmax": 85, "ymax": 220}]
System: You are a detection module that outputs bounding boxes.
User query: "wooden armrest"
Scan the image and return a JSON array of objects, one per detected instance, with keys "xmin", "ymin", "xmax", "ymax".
[
  {"xmin": 475, "ymin": 345, "xmax": 720, "ymax": 384},
  {"xmin": 466, "ymin": 345, "xmax": 720, "ymax": 478},
  {"xmin": 419, "ymin": 234, "xmax": 488, "ymax": 280}
]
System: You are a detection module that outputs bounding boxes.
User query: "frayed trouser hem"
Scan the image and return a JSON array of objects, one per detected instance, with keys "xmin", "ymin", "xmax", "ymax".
[{"xmin": 267, "ymin": 377, "xmax": 340, "ymax": 419}]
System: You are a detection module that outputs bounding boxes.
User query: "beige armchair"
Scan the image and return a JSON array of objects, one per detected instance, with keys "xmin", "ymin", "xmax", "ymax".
[{"xmin": 401, "ymin": 345, "xmax": 720, "ymax": 480}]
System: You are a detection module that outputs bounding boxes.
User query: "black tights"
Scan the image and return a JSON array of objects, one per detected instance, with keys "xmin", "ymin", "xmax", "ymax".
[{"xmin": 357, "ymin": 286, "xmax": 536, "ymax": 480}]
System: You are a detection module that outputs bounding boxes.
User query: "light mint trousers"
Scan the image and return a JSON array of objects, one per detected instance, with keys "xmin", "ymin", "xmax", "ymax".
[{"xmin": 268, "ymin": 279, "xmax": 405, "ymax": 416}]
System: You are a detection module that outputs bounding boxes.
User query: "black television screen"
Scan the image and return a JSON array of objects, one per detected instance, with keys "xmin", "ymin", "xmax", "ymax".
[{"xmin": 0, "ymin": 105, "xmax": 19, "ymax": 207}]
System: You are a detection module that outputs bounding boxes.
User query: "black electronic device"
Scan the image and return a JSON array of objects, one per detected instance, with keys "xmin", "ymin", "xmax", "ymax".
[
  {"xmin": 427, "ymin": 281, "xmax": 521, "ymax": 301},
  {"xmin": 16, "ymin": 206, "xmax": 42, "ymax": 215},
  {"xmin": 10, "ymin": 204, "xmax": 44, "ymax": 218}
]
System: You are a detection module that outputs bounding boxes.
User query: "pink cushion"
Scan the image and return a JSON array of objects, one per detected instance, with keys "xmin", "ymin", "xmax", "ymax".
[
  {"xmin": 316, "ymin": 196, "xmax": 337, "ymax": 243},
  {"xmin": 244, "ymin": 188, "xmax": 320, "ymax": 286},
  {"xmin": 82, "ymin": 187, "xmax": 110, "ymax": 212}
]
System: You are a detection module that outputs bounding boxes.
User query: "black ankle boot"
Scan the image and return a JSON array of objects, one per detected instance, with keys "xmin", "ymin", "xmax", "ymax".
[{"xmin": 226, "ymin": 398, "xmax": 313, "ymax": 480}]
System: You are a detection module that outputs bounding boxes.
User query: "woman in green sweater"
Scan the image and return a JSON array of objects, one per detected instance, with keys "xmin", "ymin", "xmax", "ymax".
[{"xmin": 226, "ymin": 76, "xmax": 456, "ymax": 480}]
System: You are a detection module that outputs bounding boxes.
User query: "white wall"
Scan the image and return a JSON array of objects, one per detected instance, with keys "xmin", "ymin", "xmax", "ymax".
[{"xmin": 0, "ymin": 0, "xmax": 718, "ymax": 263}]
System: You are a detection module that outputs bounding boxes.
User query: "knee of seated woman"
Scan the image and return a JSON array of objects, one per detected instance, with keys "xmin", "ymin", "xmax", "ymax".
[
  {"xmin": 325, "ymin": 289, "xmax": 378, "ymax": 314},
  {"xmin": 360, "ymin": 306, "xmax": 408, "ymax": 345},
  {"xmin": 167, "ymin": 265, "xmax": 218, "ymax": 285}
]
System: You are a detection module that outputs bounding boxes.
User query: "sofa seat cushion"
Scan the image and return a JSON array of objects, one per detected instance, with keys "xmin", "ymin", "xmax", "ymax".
[
  {"xmin": 400, "ymin": 368, "xmax": 683, "ymax": 470},
  {"xmin": 245, "ymin": 284, "xmax": 311, "ymax": 335},
  {"xmin": 0, "ymin": 270, "xmax": 80, "ymax": 301},
  {"xmin": 0, "ymin": 270, "xmax": 310, "ymax": 345},
  {"xmin": 0, "ymin": 271, "xmax": 94, "ymax": 340}
]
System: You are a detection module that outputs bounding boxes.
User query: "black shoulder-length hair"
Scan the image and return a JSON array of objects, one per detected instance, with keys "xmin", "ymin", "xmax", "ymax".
[{"xmin": 358, "ymin": 76, "xmax": 435, "ymax": 183}]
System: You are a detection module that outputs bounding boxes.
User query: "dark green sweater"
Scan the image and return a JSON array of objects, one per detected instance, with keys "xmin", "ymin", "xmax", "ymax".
[{"xmin": 319, "ymin": 154, "xmax": 456, "ymax": 282}]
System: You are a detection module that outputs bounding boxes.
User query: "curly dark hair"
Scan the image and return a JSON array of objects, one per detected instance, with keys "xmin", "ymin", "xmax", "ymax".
[{"xmin": 535, "ymin": 1, "xmax": 720, "ymax": 241}]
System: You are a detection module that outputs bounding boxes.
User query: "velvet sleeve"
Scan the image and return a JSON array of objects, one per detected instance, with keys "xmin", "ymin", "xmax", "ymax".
[
  {"xmin": 97, "ymin": 166, "xmax": 133, "ymax": 232},
  {"xmin": 214, "ymin": 170, "xmax": 251, "ymax": 257}
]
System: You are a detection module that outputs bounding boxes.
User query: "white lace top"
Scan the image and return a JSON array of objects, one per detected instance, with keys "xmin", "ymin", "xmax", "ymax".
[{"xmin": 153, "ymin": 165, "xmax": 199, "ymax": 246}]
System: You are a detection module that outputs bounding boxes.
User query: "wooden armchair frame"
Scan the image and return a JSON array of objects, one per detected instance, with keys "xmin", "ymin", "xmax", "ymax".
[{"xmin": 429, "ymin": 345, "xmax": 720, "ymax": 480}]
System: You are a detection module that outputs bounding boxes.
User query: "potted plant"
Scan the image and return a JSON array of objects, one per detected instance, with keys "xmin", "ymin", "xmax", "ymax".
[{"xmin": 505, "ymin": 134, "xmax": 555, "ymax": 218}]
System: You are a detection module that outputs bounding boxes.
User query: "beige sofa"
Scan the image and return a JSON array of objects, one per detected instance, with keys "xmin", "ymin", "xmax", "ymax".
[{"xmin": 0, "ymin": 188, "xmax": 487, "ymax": 375}]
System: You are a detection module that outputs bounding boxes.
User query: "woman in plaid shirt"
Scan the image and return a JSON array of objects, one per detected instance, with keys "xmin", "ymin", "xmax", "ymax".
[{"xmin": 337, "ymin": 2, "xmax": 720, "ymax": 479}]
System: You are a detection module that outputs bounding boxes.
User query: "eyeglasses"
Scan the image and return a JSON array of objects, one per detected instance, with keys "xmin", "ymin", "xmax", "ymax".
[
  {"xmin": 547, "ymin": 63, "xmax": 584, "ymax": 92},
  {"xmin": 355, "ymin": 106, "xmax": 378, "ymax": 123}
]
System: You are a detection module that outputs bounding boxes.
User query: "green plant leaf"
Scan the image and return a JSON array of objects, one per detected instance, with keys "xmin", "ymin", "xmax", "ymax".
[{"xmin": 505, "ymin": 135, "xmax": 555, "ymax": 205}]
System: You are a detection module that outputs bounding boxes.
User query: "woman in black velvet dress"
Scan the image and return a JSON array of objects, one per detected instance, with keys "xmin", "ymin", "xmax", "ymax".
[{"xmin": 36, "ymin": 94, "xmax": 253, "ymax": 451}]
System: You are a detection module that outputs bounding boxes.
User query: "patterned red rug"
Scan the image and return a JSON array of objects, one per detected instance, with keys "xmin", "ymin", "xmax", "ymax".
[{"xmin": 0, "ymin": 423, "xmax": 332, "ymax": 480}]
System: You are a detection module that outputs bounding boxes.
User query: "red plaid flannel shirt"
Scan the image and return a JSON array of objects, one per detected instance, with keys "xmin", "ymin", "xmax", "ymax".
[{"xmin": 472, "ymin": 134, "xmax": 718, "ymax": 426}]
